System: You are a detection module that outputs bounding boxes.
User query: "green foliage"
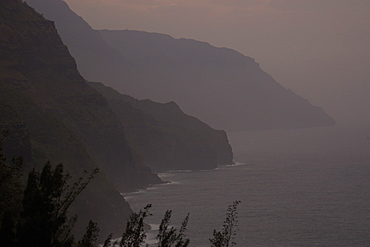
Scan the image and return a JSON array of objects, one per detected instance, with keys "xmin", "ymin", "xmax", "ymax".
[
  {"xmin": 156, "ymin": 210, "xmax": 190, "ymax": 247},
  {"xmin": 209, "ymin": 201, "xmax": 241, "ymax": 247}
]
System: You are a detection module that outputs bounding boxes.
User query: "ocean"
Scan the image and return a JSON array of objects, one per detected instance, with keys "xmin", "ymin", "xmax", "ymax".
[{"xmin": 123, "ymin": 126, "xmax": 370, "ymax": 246}]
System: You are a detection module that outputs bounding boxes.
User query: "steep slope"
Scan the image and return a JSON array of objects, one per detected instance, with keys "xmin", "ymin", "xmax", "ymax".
[
  {"xmin": 25, "ymin": 0, "xmax": 335, "ymax": 131},
  {"xmin": 100, "ymin": 30, "xmax": 336, "ymax": 131},
  {"xmin": 24, "ymin": 0, "xmax": 132, "ymax": 86},
  {"xmin": 89, "ymin": 82, "xmax": 233, "ymax": 172},
  {"xmin": 0, "ymin": 0, "xmax": 158, "ymax": 238},
  {"xmin": 0, "ymin": 85, "xmax": 130, "ymax": 239},
  {"xmin": 1, "ymin": 0, "xmax": 160, "ymax": 192}
]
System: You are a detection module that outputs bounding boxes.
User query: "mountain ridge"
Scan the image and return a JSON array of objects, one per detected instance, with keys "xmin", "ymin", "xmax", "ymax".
[
  {"xmin": 1, "ymin": 0, "xmax": 234, "ymax": 238},
  {"xmin": 24, "ymin": 0, "xmax": 335, "ymax": 131},
  {"xmin": 100, "ymin": 29, "xmax": 336, "ymax": 131},
  {"xmin": 0, "ymin": 0, "xmax": 147, "ymax": 239},
  {"xmin": 89, "ymin": 81, "xmax": 233, "ymax": 172}
]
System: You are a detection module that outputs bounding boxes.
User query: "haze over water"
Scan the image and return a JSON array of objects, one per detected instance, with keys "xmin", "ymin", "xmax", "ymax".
[
  {"xmin": 64, "ymin": 0, "xmax": 370, "ymax": 127},
  {"xmin": 125, "ymin": 125, "xmax": 370, "ymax": 246},
  {"xmin": 47, "ymin": 1, "xmax": 370, "ymax": 244}
]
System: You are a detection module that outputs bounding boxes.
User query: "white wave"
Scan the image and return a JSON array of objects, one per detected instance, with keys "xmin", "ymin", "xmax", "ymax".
[
  {"xmin": 120, "ymin": 189, "xmax": 146, "ymax": 197},
  {"xmin": 214, "ymin": 162, "xmax": 248, "ymax": 170},
  {"xmin": 157, "ymin": 172, "xmax": 173, "ymax": 179},
  {"xmin": 168, "ymin": 169, "xmax": 194, "ymax": 173},
  {"xmin": 225, "ymin": 162, "xmax": 247, "ymax": 167},
  {"xmin": 151, "ymin": 181, "xmax": 182, "ymax": 189}
]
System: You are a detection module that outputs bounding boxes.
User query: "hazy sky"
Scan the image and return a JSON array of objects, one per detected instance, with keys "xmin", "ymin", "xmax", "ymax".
[{"xmin": 64, "ymin": 0, "xmax": 370, "ymax": 125}]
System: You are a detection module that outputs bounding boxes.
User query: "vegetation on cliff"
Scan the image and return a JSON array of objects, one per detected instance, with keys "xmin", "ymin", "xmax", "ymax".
[
  {"xmin": 0, "ymin": 0, "xmax": 234, "ymax": 238},
  {"xmin": 0, "ymin": 0, "xmax": 142, "ymax": 238},
  {"xmin": 0, "ymin": 146, "xmax": 239, "ymax": 247}
]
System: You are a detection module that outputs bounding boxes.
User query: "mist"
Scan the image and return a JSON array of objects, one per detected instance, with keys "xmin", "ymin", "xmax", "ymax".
[
  {"xmin": 228, "ymin": 125, "xmax": 370, "ymax": 162},
  {"xmin": 64, "ymin": 0, "xmax": 370, "ymax": 126},
  {"xmin": 2, "ymin": 0, "xmax": 370, "ymax": 245}
]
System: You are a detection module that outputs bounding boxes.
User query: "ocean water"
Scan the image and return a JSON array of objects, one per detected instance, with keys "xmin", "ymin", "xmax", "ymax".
[{"xmin": 124, "ymin": 126, "xmax": 370, "ymax": 246}]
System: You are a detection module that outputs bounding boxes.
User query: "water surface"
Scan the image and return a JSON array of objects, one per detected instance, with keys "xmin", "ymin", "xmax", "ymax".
[{"xmin": 124, "ymin": 126, "xmax": 370, "ymax": 246}]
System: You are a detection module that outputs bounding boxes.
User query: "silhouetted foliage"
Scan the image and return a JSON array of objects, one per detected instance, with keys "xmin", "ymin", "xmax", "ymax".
[
  {"xmin": 102, "ymin": 204, "xmax": 191, "ymax": 247},
  {"xmin": 120, "ymin": 204, "xmax": 152, "ymax": 247},
  {"xmin": 1, "ymin": 138, "xmax": 242, "ymax": 246},
  {"xmin": 0, "ymin": 131, "xmax": 23, "ymax": 187},
  {"xmin": 0, "ymin": 135, "xmax": 99, "ymax": 247},
  {"xmin": 157, "ymin": 210, "xmax": 190, "ymax": 247},
  {"xmin": 209, "ymin": 200, "xmax": 241, "ymax": 247},
  {"xmin": 16, "ymin": 163, "xmax": 98, "ymax": 247},
  {"xmin": 0, "ymin": 130, "xmax": 23, "ymax": 210},
  {"xmin": 78, "ymin": 220, "xmax": 100, "ymax": 247},
  {"xmin": 0, "ymin": 211, "xmax": 17, "ymax": 247},
  {"xmin": 102, "ymin": 233, "xmax": 114, "ymax": 247},
  {"xmin": 0, "ymin": 131, "xmax": 23, "ymax": 247}
]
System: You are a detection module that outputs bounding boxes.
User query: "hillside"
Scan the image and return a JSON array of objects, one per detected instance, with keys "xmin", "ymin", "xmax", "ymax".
[
  {"xmin": 24, "ymin": 0, "xmax": 131, "ymax": 86},
  {"xmin": 1, "ymin": 0, "xmax": 235, "ymax": 238},
  {"xmin": 100, "ymin": 30, "xmax": 336, "ymax": 131},
  {"xmin": 0, "ymin": 0, "xmax": 152, "ymax": 238},
  {"xmin": 25, "ymin": 0, "xmax": 335, "ymax": 131},
  {"xmin": 89, "ymin": 82, "xmax": 233, "ymax": 172}
]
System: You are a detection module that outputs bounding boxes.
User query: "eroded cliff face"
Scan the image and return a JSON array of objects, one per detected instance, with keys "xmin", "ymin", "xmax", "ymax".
[
  {"xmin": 24, "ymin": 0, "xmax": 335, "ymax": 131},
  {"xmin": 24, "ymin": 0, "xmax": 130, "ymax": 86},
  {"xmin": 0, "ymin": 0, "xmax": 235, "ymax": 239},
  {"xmin": 0, "ymin": 0, "xmax": 160, "ymax": 239},
  {"xmin": 99, "ymin": 30, "xmax": 336, "ymax": 131},
  {"xmin": 89, "ymin": 82, "xmax": 233, "ymax": 172},
  {"xmin": 1, "ymin": 0, "xmax": 161, "ymax": 190}
]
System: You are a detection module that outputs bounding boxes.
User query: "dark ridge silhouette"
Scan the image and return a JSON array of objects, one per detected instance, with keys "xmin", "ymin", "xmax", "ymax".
[
  {"xmin": 0, "ymin": 0, "xmax": 150, "ymax": 239},
  {"xmin": 1, "ymin": 0, "xmax": 234, "ymax": 239},
  {"xmin": 89, "ymin": 81, "xmax": 233, "ymax": 172}
]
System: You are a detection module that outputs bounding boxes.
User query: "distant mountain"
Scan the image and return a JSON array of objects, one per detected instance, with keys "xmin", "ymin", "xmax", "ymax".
[
  {"xmin": 26, "ymin": 0, "xmax": 335, "ymax": 131},
  {"xmin": 89, "ymin": 81, "xmax": 233, "ymax": 172},
  {"xmin": 100, "ymin": 30, "xmax": 336, "ymax": 131},
  {"xmin": 23, "ymin": 0, "xmax": 233, "ymax": 171}
]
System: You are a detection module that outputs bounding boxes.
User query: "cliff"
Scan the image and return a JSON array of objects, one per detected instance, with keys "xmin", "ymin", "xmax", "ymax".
[
  {"xmin": 23, "ymin": 0, "xmax": 233, "ymax": 171},
  {"xmin": 1, "ymin": 0, "xmax": 235, "ymax": 238},
  {"xmin": 89, "ymin": 82, "xmax": 233, "ymax": 172},
  {"xmin": 25, "ymin": 0, "xmax": 335, "ymax": 131},
  {"xmin": 0, "ymin": 0, "xmax": 159, "ymax": 238},
  {"xmin": 100, "ymin": 30, "xmax": 336, "ymax": 131},
  {"xmin": 24, "ymin": 0, "xmax": 130, "ymax": 86}
]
